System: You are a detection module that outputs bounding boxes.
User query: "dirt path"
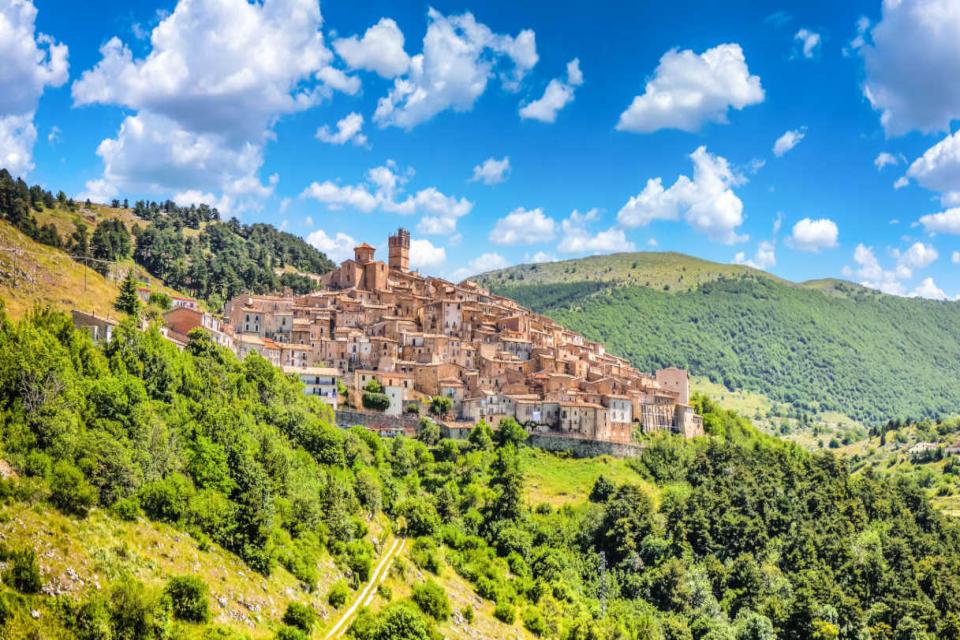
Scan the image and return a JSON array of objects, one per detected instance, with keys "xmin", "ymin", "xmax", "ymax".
[{"xmin": 324, "ymin": 537, "xmax": 407, "ymax": 639}]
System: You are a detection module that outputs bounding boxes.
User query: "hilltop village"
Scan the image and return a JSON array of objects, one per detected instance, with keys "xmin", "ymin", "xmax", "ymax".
[{"xmin": 75, "ymin": 229, "xmax": 703, "ymax": 443}]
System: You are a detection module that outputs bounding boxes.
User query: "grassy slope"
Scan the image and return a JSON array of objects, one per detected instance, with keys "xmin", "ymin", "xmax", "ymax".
[
  {"xmin": 477, "ymin": 253, "xmax": 960, "ymax": 426},
  {"xmin": 0, "ymin": 220, "xmax": 121, "ymax": 319},
  {"xmin": 1, "ymin": 500, "xmax": 350, "ymax": 638},
  {"xmin": 521, "ymin": 447, "xmax": 655, "ymax": 508},
  {"xmin": 0, "ymin": 207, "xmax": 196, "ymax": 319}
]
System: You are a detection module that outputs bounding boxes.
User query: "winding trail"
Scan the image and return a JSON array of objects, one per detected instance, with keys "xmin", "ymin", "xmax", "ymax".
[{"xmin": 324, "ymin": 536, "xmax": 407, "ymax": 639}]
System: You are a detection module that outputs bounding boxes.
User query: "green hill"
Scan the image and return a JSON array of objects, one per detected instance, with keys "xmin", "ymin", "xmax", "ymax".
[{"xmin": 475, "ymin": 252, "xmax": 960, "ymax": 426}]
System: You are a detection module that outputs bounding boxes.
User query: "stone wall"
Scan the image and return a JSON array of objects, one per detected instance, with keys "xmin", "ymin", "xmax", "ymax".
[
  {"xmin": 527, "ymin": 434, "xmax": 646, "ymax": 459},
  {"xmin": 335, "ymin": 409, "xmax": 422, "ymax": 433}
]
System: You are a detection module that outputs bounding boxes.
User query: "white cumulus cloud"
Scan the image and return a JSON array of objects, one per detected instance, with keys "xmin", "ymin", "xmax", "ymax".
[
  {"xmin": 301, "ymin": 162, "xmax": 473, "ymax": 236},
  {"xmin": 519, "ymin": 58, "xmax": 582, "ymax": 123},
  {"xmin": 489, "ymin": 207, "xmax": 556, "ymax": 245},
  {"xmin": 306, "ymin": 229, "xmax": 356, "ymax": 263},
  {"xmin": 910, "ymin": 276, "xmax": 948, "ymax": 300},
  {"xmin": 844, "ymin": 240, "xmax": 941, "ymax": 295},
  {"xmin": 773, "ymin": 128, "xmax": 806, "ymax": 157},
  {"xmin": 452, "ymin": 252, "xmax": 509, "ymax": 280},
  {"xmin": 0, "ymin": 0, "xmax": 68, "ymax": 176},
  {"xmin": 558, "ymin": 208, "xmax": 634, "ymax": 255},
  {"xmin": 894, "ymin": 241, "xmax": 938, "ymax": 271},
  {"xmin": 857, "ymin": 0, "xmax": 960, "ymax": 135},
  {"xmin": 794, "ymin": 28, "xmax": 821, "ymax": 59},
  {"xmin": 374, "ymin": 8, "xmax": 537, "ymax": 130},
  {"xmin": 874, "ymin": 151, "xmax": 901, "ymax": 170},
  {"xmin": 316, "ymin": 112, "xmax": 367, "ymax": 146},
  {"xmin": 617, "ymin": 146, "xmax": 747, "ymax": 244},
  {"xmin": 788, "ymin": 218, "xmax": 838, "ymax": 252},
  {"xmin": 616, "ymin": 43, "xmax": 763, "ymax": 133},
  {"xmin": 734, "ymin": 240, "xmax": 776, "ymax": 270},
  {"xmin": 409, "ymin": 238, "xmax": 446, "ymax": 270},
  {"xmin": 918, "ymin": 208, "xmax": 960, "ymax": 235},
  {"xmin": 903, "ymin": 130, "xmax": 960, "ymax": 205},
  {"xmin": 333, "ymin": 17, "xmax": 410, "ymax": 78},
  {"xmin": 72, "ymin": 0, "xmax": 351, "ymax": 210},
  {"xmin": 470, "ymin": 156, "xmax": 510, "ymax": 185}
]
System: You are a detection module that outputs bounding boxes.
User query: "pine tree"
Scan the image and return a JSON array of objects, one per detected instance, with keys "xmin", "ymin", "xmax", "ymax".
[{"xmin": 115, "ymin": 272, "xmax": 142, "ymax": 317}]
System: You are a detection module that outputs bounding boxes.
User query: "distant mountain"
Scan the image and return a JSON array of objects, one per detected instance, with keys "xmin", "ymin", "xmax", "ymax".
[{"xmin": 475, "ymin": 252, "xmax": 960, "ymax": 425}]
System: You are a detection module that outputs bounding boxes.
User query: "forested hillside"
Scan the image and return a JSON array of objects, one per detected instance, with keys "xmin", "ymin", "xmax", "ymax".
[
  {"xmin": 3, "ymin": 302, "xmax": 960, "ymax": 638},
  {"xmin": 477, "ymin": 254, "xmax": 960, "ymax": 426},
  {"xmin": 0, "ymin": 169, "xmax": 335, "ymax": 311}
]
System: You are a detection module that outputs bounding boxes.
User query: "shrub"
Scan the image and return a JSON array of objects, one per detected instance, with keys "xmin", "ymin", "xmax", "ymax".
[
  {"xmin": 23, "ymin": 450, "xmax": 52, "ymax": 478},
  {"xmin": 50, "ymin": 460, "xmax": 98, "ymax": 517},
  {"xmin": 109, "ymin": 575, "xmax": 170, "ymax": 639},
  {"xmin": 275, "ymin": 625, "xmax": 308, "ymax": 640},
  {"xmin": 139, "ymin": 474, "xmax": 193, "ymax": 523},
  {"xmin": 522, "ymin": 606, "xmax": 547, "ymax": 636},
  {"xmin": 463, "ymin": 605, "xmax": 474, "ymax": 624},
  {"xmin": 328, "ymin": 580, "xmax": 350, "ymax": 609},
  {"xmin": 362, "ymin": 391, "xmax": 391, "ymax": 412},
  {"xmin": 165, "ymin": 575, "xmax": 210, "ymax": 623},
  {"xmin": 282, "ymin": 602, "xmax": 316, "ymax": 632},
  {"xmin": 411, "ymin": 537, "xmax": 442, "ymax": 575},
  {"xmin": 4, "ymin": 548, "xmax": 42, "ymax": 593},
  {"xmin": 112, "ymin": 497, "xmax": 141, "ymax": 522},
  {"xmin": 412, "ymin": 579, "xmax": 451, "ymax": 621},
  {"xmin": 494, "ymin": 601, "xmax": 516, "ymax": 624},
  {"xmin": 69, "ymin": 593, "xmax": 113, "ymax": 640},
  {"xmin": 589, "ymin": 475, "xmax": 615, "ymax": 502}
]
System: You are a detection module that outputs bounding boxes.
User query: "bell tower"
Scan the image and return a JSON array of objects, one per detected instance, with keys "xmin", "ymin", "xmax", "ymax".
[{"xmin": 388, "ymin": 227, "xmax": 410, "ymax": 272}]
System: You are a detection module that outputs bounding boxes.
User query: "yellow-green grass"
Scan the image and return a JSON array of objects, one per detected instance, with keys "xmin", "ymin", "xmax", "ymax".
[
  {"xmin": 475, "ymin": 251, "xmax": 788, "ymax": 292},
  {"xmin": 0, "ymin": 220, "xmax": 121, "ymax": 319},
  {"xmin": 34, "ymin": 202, "xmax": 142, "ymax": 241},
  {"xmin": 377, "ymin": 548, "xmax": 534, "ymax": 640},
  {"xmin": 0, "ymin": 500, "xmax": 362, "ymax": 639},
  {"xmin": 521, "ymin": 447, "xmax": 655, "ymax": 508}
]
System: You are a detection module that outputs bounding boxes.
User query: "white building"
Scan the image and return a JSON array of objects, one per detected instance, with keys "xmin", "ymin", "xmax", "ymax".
[{"xmin": 283, "ymin": 366, "xmax": 339, "ymax": 409}]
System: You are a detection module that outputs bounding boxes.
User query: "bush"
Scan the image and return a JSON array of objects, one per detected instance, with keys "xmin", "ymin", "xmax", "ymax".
[
  {"xmin": 275, "ymin": 625, "xmax": 308, "ymax": 640},
  {"xmin": 23, "ymin": 450, "xmax": 52, "ymax": 478},
  {"xmin": 328, "ymin": 580, "xmax": 350, "ymax": 609},
  {"xmin": 112, "ymin": 497, "xmax": 141, "ymax": 521},
  {"xmin": 412, "ymin": 579, "xmax": 451, "ymax": 621},
  {"xmin": 69, "ymin": 593, "xmax": 113, "ymax": 640},
  {"xmin": 522, "ymin": 606, "xmax": 547, "ymax": 636},
  {"xmin": 139, "ymin": 474, "xmax": 193, "ymax": 523},
  {"xmin": 4, "ymin": 548, "xmax": 41, "ymax": 593},
  {"xmin": 463, "ymin": 605, "xmax": 474, "ymax": 624},
  {"xmin": 494, "ymin": 601, "xmax": 516, "ymax": 624},
  {"xmin": 165, "ymin": 575, "xmax": 209, "ymax": 623},
  {"xmin": 411, "ymin": 537, "xmax": 442, "ymax": 575},
  {"xmin": 362, "ymin": 391, "xmax": 391, "ymax": 412},
  {"xmin": 50, "ymin": 460, "xmax": 98, "ymax": 517},
  {"xmin": 109, "ymin": 575, "xmax": 170, "ymax": 639},
  {"xmin": 282, "ymin": 602, "xmax": 316, "ymax": 632}
]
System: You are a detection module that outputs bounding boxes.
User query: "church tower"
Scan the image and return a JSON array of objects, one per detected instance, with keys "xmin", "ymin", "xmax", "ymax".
[{"xmin": 388, "ymin": 228, "xmax": 410, "ymax": 272}]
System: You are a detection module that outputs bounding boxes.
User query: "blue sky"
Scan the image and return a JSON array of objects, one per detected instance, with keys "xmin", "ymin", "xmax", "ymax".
[{"xmin": 6, "ymin": 0, "xmax": 960, "ymax": 297}]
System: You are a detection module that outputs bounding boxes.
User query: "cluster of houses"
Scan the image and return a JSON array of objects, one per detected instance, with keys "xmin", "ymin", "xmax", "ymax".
[{"xmin": 72, "ymin": 229, "xmax": 704, "ymax": 443}]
